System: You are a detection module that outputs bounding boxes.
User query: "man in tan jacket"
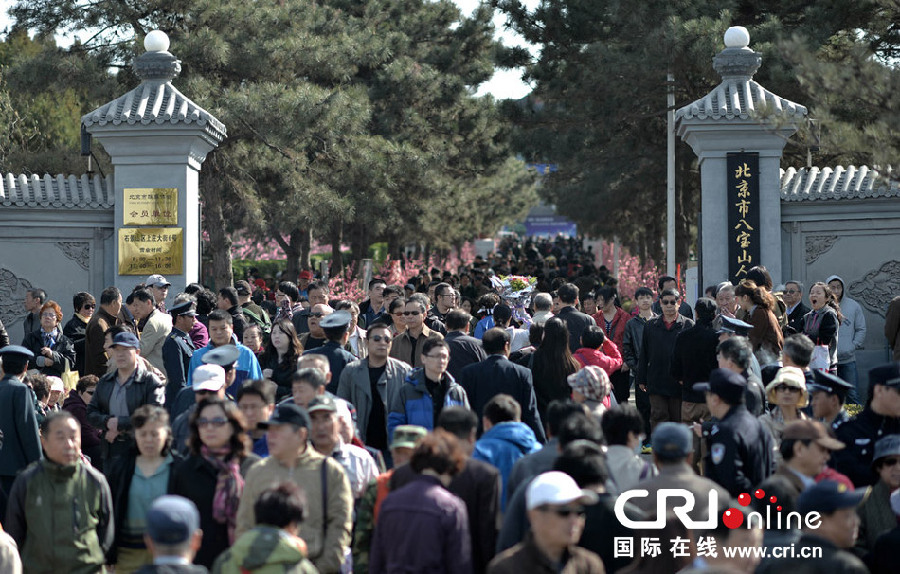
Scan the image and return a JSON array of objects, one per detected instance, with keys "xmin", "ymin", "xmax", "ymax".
[{"xmin": 235, "ymin": 403, "xmax": 352, "ymax": 574}]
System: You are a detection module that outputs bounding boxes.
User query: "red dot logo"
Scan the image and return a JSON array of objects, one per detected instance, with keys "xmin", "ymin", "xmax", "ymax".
[
  {"xmin": 738, "ymin": 493, "xmax": 751, "ymax": 506},
  {"xmin": 769, "ymin": 495, "xmax": 777, "ymax": 504},
  {"xmin": 722, "ymin": 508, "xmax": 744, "ymax": 529},
  {"xmin": 754, "ymin": 489, "xmax": 766, "ymax": 499},
  {"xmin": 776, "ymin": 506, "xmax": 783, "ymax": 511}
]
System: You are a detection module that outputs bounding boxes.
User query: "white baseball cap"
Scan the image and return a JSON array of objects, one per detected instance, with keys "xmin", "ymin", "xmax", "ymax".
[
  {"xmin": 526, "ymin": 471, "xmax": 599, "ymax": 510},
  {"xmin": 47, "ymin": 376, "xmax": 65, "ymax": 392},
  {"xmin": 192, "ymin": 364, "xmax": 226, "ymax": 392}
]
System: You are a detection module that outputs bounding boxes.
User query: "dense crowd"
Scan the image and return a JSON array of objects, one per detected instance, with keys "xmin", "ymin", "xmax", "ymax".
[{"xmin": 1, "ymin": 235, "xmax": 900, "ymax": 574}]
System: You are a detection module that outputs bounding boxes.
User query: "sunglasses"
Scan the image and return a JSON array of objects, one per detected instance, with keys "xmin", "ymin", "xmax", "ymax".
[
  {"xmin": 84, "ymin": 389, "xmax": 95, "ymax": 396},
  {"xmin": 83, "ymin": 304, "xmax": 96, "ymax": 310},
  {"xmin": 774, "ymin": 384, "xmax": 800, "ymax": 393},
  {"xmin": 540, "ymin": 506, "xmax": 586, "ymax": 518},
  {"xmin": 402, "ymin": 311, "xmax": 422, "ymax": 316},
  {"xmin": 197, "ymin": 417, "xmax": 229, "ymax": 428},
  {"xmin": 661, "ymin": 300, "xmax": 678, "ymax": 306},
  {"xmin": 369, "ymin": 334, "xmax": 391, "ymax": 343},
  {"xmin": 881, "ymin": 457, "xmax": 900, "ymax": 467},
  {"xmin": 784, "ymin": 289, "xmax": 800, "ymax": 295},
  {"xmin": 310, "ymin": 312, "xmax": 326, "ymax": 318}
]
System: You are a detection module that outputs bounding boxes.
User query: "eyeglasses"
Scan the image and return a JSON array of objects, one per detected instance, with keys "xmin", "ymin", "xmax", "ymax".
[
  {"xmin": 784, "ymin": 289, "xmax": 800, "ymax": 295},
  {"xmin": 369, "ymin": 334, "xmax": 390, "ymax": 343},
  {"xmin": 403, "ymin": 311, "xmax": 422, "ymax": 316},
  {"xmin": 197, "ymin": 417, "xmax": 229, "ymax": 428},
  {"xmin": 540, "ymin": 506, "xmax": 586, "ymax": 518},
  {"xmin": 881, "ymin": 457, "xmax": 900, "ymax": 467},
  {"xmin": 40, "ymin": 313, "xmax": 58, "ymax": 319},
  {"xmin": 774, "ymin": 384, "xmax": 800, "ymax": 393},
  {"xmin": 661, "ymin": 300, "xmax": 678, "ymax": 306}
]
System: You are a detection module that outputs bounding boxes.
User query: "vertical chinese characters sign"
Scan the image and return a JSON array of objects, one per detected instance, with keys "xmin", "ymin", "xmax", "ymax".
[{"xmin": 726, "ymin": 153, "xmax": 760, "ymax": 283}]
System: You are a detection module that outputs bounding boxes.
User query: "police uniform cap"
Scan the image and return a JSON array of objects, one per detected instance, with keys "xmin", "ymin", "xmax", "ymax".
[
  {"xmin": 807, "ymin": 370, "xmax": 853, "ymax": 400},
  {"xmin": 169, "ymin": 300, "xmax": 197, "ymax": 318},
  {"xmin": 868, "ymin": 363, "xmax": 900, "ymax": 388},
  {"xmin": 202, "ymin": 345, "xmax": 241, "ymax": 367},
  {"xmin": 716, "ymin": 315, "xmax": 753, "ymax": 336},
  {"xmin": 694, "ymin": 368, "xmax": 747, "ymax": 404},
  {"xmin": 0, "ymin": 345, "xmax": 35, "ymax": 359},
  {"xmin": 320, "ymin": 311, "xmax": 352, "ymax": 330}
]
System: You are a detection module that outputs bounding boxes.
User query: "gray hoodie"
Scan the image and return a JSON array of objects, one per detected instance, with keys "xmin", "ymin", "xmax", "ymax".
[{"xmin": 826, "ymin": 275, "xmax": 868, "ymax": 363}]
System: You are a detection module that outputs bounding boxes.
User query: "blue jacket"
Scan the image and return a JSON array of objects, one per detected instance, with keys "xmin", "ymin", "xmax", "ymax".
[
  {"xmin": 187, "ymin": 342, "xmax": 262, "ymax": 397},
  {"xmin": 472, "ymin": 422, "xmax": 540, "ymax": 510},
  {"xmin": 387, "ymin": 368, "xmax": 469, "ymax": 441}
]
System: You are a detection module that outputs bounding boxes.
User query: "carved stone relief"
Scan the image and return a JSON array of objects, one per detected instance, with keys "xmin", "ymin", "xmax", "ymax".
[
  {"xmin": 848, "ymin": 260, "xmax": 900, "ymax": 317},
  {"xmin": 805, "ymin": 235, "xmax": 840, "ymax": 265},
  {"xmin": 0, "ymin": 268, "xmax": 33, "ymax": 328},
  {"xmin": 56, "ymin": 241, "xmax": 91, "ymax": 271}
]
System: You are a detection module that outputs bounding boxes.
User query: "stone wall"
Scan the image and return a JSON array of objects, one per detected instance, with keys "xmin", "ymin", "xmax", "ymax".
[{"xmin": 0, "ymin": 173, "xmax": 114, "ymax": 344}]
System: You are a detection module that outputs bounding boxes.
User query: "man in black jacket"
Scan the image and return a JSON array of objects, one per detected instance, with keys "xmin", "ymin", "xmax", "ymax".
[
  {"xmin": 638, "ymin": 288, "xmax": 694, "ymax": 432},
  {"xmin": 391, "ymin": 407, "xmax": 501, "ymax": 574},
  {"xmin": 459, "ymin": 328, "xmax": 545, "ymax": 442},
  {"xmin": 445, "ymin": 310, "xmax": 487, "ymax": 381},
  {"xmin": 87, "ymin": 331, "xmax": 166, "ymax": 466},
  {"xmin": 555, "ymin": 283, "xmax": 596, "ymax": 353},
  {"xmin": 137, "ymin": 495, "xmax": 207, "ymax": 573},
  {"xmin": 783, "ymin": 280, "xmax": 810, "ymax": 335}
]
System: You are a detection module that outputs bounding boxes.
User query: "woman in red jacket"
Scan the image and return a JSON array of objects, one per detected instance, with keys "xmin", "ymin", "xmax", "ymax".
[{"xmin": 592, "ymin": 286, "xmax": 632, "ymax": 402}]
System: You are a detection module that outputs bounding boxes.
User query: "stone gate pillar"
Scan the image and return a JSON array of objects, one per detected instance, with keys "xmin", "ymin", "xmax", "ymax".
[
  {"xmin": 82, "ymin": 31, "xmax": 226, "ymax": 299},
  {"xmin": 676, "ymin": 27, "xmax": 806, "ymax": 288}
]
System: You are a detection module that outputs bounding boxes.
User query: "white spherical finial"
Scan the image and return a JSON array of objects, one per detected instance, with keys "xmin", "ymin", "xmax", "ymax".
[
  {"xmin": 724, "ymin": 26, "xmax": 750, "ymax": 49},
  {"xmin": 144, "ymin": 30, "xmax": 170, "ymax": 53}
]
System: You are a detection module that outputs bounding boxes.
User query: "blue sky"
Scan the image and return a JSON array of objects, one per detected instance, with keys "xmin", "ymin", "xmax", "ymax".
[{"xmin": 0, "ymin": 0, "xmax": 536, "ymax": 99}]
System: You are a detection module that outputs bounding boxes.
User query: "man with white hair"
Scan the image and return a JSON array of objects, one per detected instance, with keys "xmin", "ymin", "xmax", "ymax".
[{"xmin": 531, "ymin": 293, "xmax": 554, "ymax": 325}]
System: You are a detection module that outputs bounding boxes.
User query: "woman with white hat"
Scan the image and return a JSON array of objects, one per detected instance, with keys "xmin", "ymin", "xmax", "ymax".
[{"xmin": 759, "ymin": 366, "xmax": 809, "ymax": 447}]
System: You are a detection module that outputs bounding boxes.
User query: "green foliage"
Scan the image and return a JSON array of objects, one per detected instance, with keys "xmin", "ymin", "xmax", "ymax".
[
  {"xmin": 495, "ymin": 0, "xmax": 900, "ymax": 263},
  {"xmin": 7, "ymin": 0, "xmax": 536, "ymax": 285}
]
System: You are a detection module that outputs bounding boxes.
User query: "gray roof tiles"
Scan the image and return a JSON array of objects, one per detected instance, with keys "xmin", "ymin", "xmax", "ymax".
[
  {"xmin": 1, "ymin": 173, "xmax": 113, "ymax": 209},
  {"xmin": 780, "ymin": 165, "xmax": 899, "ymax": 202},
  {"xmin": 677, "ymin": 77, "xmax": 808, "ymax": 122},
  {"xmin": 81, "ymin": 81, "xmax": 226, "ymax": 141}
]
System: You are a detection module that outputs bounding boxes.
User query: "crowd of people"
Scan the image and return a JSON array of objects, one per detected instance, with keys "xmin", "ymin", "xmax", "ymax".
[{"xmin": 0, "ymin": 235, "xmax": 899, "ymax": 573}]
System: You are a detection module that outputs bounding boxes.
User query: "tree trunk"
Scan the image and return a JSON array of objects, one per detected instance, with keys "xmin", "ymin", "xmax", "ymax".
[
  {"xmin": 202, "ymin": 182, "xmax": 233, "ymax": 289},
  {"xmin": 331, "ymin": 220, "xmax": 343, "ymax": 276},
  {"xmin": 273, "ymin": 228, "xmax": 302, "ymax": 280},
  {"xmin": 300, "ymin": 228, "xmax": 312, "ymax": 271},
  {"xmin": 387, "ymin": 233, "xmax": 403, "ymax": 261}
]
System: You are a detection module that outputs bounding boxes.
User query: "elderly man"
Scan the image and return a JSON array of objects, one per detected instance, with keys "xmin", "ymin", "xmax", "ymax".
[
  {"xmin": 782, "ymin": 280, "xmax": 809, "ymax": 335},
  {"xmin": 308, "ymin": 396, "xmax": 380, "ymax": 499},
  {"xmin": 488, "ymin": 471, "xmax": 604, "ymax": 574},
  {"xmin": 5, "ymin": 411, "xmax": 114, "ymax": 574},
  {"xmin": 87, "ymin": 331, "xmax": 166, "ymax": 465},
  {"xmin": 22, "ymin": 288, "xmax": 46, "ymax": 336},
  {"xmin": 130, "ymin": 288, "xmax": 173, "ymax": 377},
  {"xmin": 758, "ymin": 420, "xmax": 845, "ymax": 500},
  {"xmin": 236, "ymin": 404, "xmax": 352, "ymax": 574},
  {"xmin": 337, "ymin": 322, "xmax": 412, "ymax": 454}
]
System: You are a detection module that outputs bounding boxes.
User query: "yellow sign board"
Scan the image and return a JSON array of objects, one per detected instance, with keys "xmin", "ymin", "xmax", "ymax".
[
  {"xmin": 118, "ymin": 228, "xmax": 184, "ymax": 275},
  {"xmin": 123, "ymin": 188, "xmax": 178, "ymax": 225}
]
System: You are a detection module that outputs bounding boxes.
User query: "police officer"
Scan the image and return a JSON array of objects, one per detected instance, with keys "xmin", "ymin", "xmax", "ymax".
[
  {"xmin": 0, "ymin": 346, "xmax": 42, "ymax": 520},
  {"xmin": 696, "ymin": 368, "xmax": 775, "ymax": 497},
  {"xmin": 162, "ymin": 300, "xmax": 197, "ymax": 411},
  {"xmin": 715, "ymin": 315, "xmax": 763, "ymax": 382},
  {"xmin": 303, "ymin": 311, "xmax": 356, "ymax": 394},
  {"xmin": 831, "ymin": 363, "xmax": 900, "ymax": 488},
  {"xmin": 807, "ymin": 370, "xmax": 854, "ymax": 432}
]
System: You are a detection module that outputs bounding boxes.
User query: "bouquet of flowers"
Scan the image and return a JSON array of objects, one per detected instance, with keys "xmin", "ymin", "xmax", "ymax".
[{"xmin": 491, "ymin": 275, "xmax": 537, "ymax": 308}]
